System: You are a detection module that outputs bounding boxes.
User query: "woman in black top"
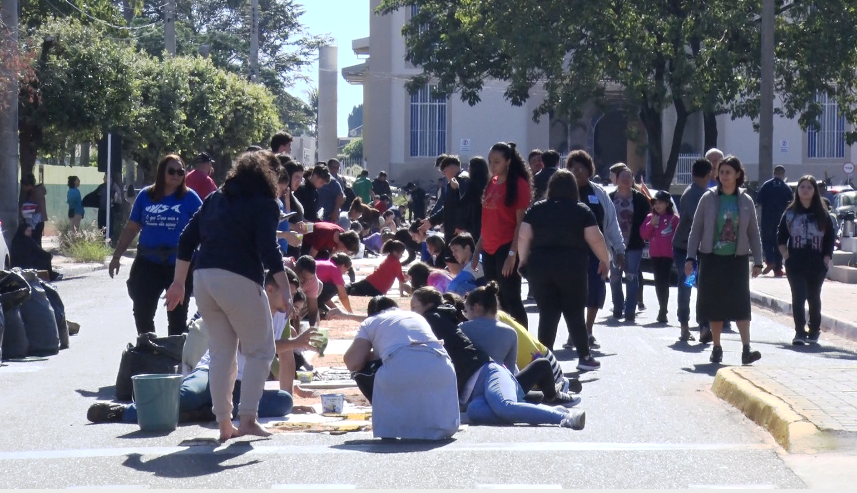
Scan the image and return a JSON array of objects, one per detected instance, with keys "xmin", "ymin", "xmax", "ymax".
[
  {"xmin": 166, "ymin": 150, "xmax": 292, "ymax": 442},
  {"xmin": 777, "ymin": 175, "xmax": 835, "ymax": 345},
  {"xmin": 518, "ymin": 169, "xmax": 611, "ymax": 371}
]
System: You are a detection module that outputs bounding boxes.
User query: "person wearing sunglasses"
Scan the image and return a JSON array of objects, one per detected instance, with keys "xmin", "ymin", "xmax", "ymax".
[{"xmin": 110, "ymin": 154, "xmax": 204, "ymax": 336}]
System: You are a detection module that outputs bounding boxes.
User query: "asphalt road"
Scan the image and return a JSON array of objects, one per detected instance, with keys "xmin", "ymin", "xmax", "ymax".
[{"xmin": 2, "ymin": 268, "xmax": 856, "ymax": 488}]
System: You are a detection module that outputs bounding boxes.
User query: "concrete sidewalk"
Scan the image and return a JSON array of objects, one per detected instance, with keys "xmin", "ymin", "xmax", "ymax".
[
  {"xmin": 713, "ymin": 366, "xmax": 857, "ymax": 453},
  {"xmin": 750, "ymin": 276, "xmax": 857, "ymax": 343}
]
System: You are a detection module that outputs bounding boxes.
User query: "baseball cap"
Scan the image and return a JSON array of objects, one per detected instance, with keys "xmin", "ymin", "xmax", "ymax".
[{"xmin": 195, "ymin": 152, "xmax": 212, "ymax": 164}]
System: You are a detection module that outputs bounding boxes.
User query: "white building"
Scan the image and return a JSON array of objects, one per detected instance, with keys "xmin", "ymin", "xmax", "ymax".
[{"xmin": 344, "ymin": 1, "xmax": 856, "ymax": 188}]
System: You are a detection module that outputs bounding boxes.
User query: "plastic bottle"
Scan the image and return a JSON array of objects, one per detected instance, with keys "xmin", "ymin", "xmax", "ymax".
[{"xmin": 684, "ymin": 267, "xmax": 697, "ymax": 288}]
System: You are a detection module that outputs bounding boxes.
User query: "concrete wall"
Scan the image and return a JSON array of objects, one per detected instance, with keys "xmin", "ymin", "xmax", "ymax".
[{"xmin": 22, "ymin": 165, "xmax": 104, "ymax": 226}]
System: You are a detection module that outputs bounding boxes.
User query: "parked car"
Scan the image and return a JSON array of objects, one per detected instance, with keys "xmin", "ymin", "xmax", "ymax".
[
  {"xmin": 0, "ymin": 219, "xmax": 10, "ymax": 269},
  {"xmin": 833, "ymin": 190, "xmax": 857, "ymax": 221}
]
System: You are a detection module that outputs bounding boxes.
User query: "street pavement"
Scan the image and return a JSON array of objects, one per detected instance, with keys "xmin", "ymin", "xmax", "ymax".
[{"xmin": 1, "ymin": 266, "xmax": 856, "ymax": 488}]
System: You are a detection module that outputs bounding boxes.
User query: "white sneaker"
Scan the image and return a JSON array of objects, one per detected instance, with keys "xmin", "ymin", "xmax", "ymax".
[{"xmin": 560, "ymin": 410, "xmax": 586, "ymax": 430}]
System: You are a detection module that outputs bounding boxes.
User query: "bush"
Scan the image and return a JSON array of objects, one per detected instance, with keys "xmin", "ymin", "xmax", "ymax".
[{"xmin": 58, "ymin": 221, "xmax": 114, "ymax": 263}]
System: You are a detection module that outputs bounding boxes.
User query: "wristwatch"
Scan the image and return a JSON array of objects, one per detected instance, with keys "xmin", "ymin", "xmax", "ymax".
[{"xmin": 507, "ymin": 250, "xmax": 516, "ymax": 257}]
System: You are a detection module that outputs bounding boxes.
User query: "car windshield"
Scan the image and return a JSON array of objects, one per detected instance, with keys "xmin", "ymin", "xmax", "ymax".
[{"xmin": 840, "ymin": 191, "xmax": 857, "ymax": 207}]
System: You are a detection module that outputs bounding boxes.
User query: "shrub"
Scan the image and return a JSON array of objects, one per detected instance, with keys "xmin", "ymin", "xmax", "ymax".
[{"xmin": 58, "ymin": 221, "xmax": 114, "ymax": 263}]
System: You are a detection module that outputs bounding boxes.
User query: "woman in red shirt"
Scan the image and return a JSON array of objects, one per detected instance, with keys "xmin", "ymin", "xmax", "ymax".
[
  {"xmin": 472, "ymin": 142, "xmax": 532, "ymax": 327},
  {"xmin": 302, "ymin": 221, "xmax": 360, "ymax": 257}
]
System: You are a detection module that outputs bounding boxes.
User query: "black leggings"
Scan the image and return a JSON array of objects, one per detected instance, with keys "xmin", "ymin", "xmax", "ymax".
[
  {"xmin": 651, "ymin": 257, "xmax": 673, "ymax": 315},
  {"xmin": 482, "ymin": 242, "xmax": 528, "ymax": 328},
  {"xmin": 127, "ymin": 256, "xmax": 191, "ymax": 336},
  {"xmin": 514, "ymin": 358, "xmax": 558, "ymax": 400},
  {"xmin": 346, "ymin": 280, "xmax": 383, "ymax": 297},
  {"xmin": 786, "ymin": 267, "xmax": 826, "ymax": 333},
  {"xmin": 525, "ymin": 252, "xmax": 589, "ymax": 357}
]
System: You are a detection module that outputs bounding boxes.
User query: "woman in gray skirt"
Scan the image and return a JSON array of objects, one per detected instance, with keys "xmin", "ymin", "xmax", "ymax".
[{"xmin": 685, "ymin": 156, "xmax": 763, "ymax": 365}]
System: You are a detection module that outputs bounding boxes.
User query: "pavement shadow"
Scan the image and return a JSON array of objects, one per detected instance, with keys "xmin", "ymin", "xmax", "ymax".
[
  {"xmin": 680, "ymin": 362, "xmax": 725, "ymax": 376},
  {"xmin": 772, "ymin": 342, "xmax": 857, "ymax": 361},
  {"xmin": 668, "ymin": 341, "xmax": 708, "ymax": 354},
  {"xmin": 121, "ymin": 442, "xmax": 260, "ymax": 478},
  {"xmin": 75, "ymin": 386, "xmax": 116, "ymax": 400},
  {"xmin": 642, "ymin": 322, "xmax": 670, "ymax": 329},
  {"xmin": 332, "ymin": 438, "xmax": 456, "ymax": 454}
]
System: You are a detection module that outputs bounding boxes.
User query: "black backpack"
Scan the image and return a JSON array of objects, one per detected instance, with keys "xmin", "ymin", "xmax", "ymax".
[{"xmin": 114, "ymin": 332, "xmax": 185, "ymax": 401}]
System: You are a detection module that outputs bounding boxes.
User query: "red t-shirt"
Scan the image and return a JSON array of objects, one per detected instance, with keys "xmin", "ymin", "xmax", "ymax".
[
  {"xmin": 185, "ymin": 169, "xmax": 217, "ymax": 199},
  {"xmin": 316, "ymin": 260, "xmax": 345, "ymax": 286},
  {"xmin": 305, "ymin": 222, "xmax": 344, "ymax": 253},
  {"xmin": 366, "ymin": 255, "xmax": 404, "ymax": 293},
  {"xmin": 481, "ymin": 176, "xmax": 531, "ymax": 254}
]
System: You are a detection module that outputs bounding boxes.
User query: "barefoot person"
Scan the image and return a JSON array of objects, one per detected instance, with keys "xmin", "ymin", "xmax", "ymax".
[{"xmin": 166, "ymin": 150, "xmax": 292, "ymax": 441}]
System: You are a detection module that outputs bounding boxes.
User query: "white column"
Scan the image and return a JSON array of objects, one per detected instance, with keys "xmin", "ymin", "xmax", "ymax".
[{"xmin": 318, "ymin": 45, "xmax": 339, "ymax": 163}]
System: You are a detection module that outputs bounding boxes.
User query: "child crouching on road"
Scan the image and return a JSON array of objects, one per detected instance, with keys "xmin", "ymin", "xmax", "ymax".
[{"xmin": 346, "ymin": 240, "xmax": 407, "ymax": 297}]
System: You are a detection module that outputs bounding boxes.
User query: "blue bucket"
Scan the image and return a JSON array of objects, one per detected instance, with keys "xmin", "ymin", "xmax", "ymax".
[{"xmin": 131, "ymin": 374, "xmax": 183, "ymax": 432}]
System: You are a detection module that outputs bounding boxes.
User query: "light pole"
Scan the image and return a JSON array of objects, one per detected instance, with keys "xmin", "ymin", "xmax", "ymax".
[
  {"xmin": 0, "ymin": 0, "xmax": 20, "ymax": 245},
  {"xmin": 165, "ymin": 0, "xmax": 176, "ymax": 56},
  {"xmin": 759, "ymin": 0, "xmax": 775, "ymax": 181}
]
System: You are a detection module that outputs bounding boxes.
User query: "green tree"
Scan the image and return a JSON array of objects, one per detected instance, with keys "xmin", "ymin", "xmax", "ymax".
[
  {"xmin": 348, "ymin": 103, "xmax": 363, "ymax": 133},
  {"xmin": 17, "ymin": 16, "xmax": 140, "ymax": 176},
  {"xmin": 342, "ymin": 138, "xmax": 363, "ymax": 161}
]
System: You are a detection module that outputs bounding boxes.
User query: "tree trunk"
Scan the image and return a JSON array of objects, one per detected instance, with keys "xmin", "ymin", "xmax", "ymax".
[
  {"xmin": 18, "ymin": 120, "xmax": 39, "ymax": 178},
  {"xmin": 80, "ymin": 142, "xmax": 90, "ymax": 167},
  {"xmin": 122, "ymin": 0, "xmax": 134, "ymax": 25},
  {"xmin": 703, "ymin": 110, "xmax": 718, "ymax": 152},
  {"xmin": 663, "ymin": 96, "xmax": 690, "ymax": 189},
  {"xmin": 639, "ymin": 101, "xmax": 665, "ymax": 188},
  {"xmin": 69, "ymin": 141, "xmax": 76, "ymax": 167}
]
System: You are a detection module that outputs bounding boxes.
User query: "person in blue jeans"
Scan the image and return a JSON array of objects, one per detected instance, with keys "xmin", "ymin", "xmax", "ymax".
[
  {"xmin": 87, "ymin": 272, "xmax": 318, "ymax": 425},
  {"xmin": 608, "ymin": 166, "xmax": 651, "ymax": 323}
]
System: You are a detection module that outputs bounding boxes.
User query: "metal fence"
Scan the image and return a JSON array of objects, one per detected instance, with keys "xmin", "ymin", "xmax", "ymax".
[{"xmin": 673, "ymin": 154, "xmax": 701, "ymax": 185}]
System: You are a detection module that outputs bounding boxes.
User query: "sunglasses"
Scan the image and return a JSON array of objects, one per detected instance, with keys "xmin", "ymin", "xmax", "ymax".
[{"xmin": 167, "ymin": 168, "xmax": 185, "ymax": 176}]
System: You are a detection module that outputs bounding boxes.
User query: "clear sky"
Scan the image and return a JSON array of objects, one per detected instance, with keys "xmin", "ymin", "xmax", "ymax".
[{"xmin": 293, "ymin": 0, "xmax": 370, "ymax": 136}]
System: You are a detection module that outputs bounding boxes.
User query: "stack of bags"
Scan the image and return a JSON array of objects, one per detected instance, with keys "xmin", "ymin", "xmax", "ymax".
[{"xmin": 0, "ymin": 268, "xmax": 70, "ymax": 361}]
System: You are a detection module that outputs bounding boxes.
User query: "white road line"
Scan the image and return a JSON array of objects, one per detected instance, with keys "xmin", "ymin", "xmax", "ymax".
[
  {"xmin": 0, "ymin": 441, "xmax": 773, "ymax": 462},
  {"xmin": 688, "ymin": 485, "xmax": 775, "ymax": 489},
  {"xmin": 272, "ymin": 485, "xmax": 356, "ymax": 489},
  {"xmin": 67, "ymin": 486, "xmax": 148, "ymax": 489},
  {"xmin": 477, "ymin": 485, "xmax": 562, "ymax": 489}
]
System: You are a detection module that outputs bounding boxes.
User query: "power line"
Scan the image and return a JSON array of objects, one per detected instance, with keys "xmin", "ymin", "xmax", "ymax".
[{"xmin": 57, "ymin": 0, "xmax": 162, "ymax": 31}]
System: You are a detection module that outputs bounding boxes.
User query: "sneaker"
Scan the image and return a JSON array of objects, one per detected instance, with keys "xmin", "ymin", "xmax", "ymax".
[
  {"xmin": 792, "ymin": 333, "xmax": 807, "ymax": 346},
  {"xmin": 549, "ymin": 392, "xmax": 582, "ymax": 408},
  {"xmin": 638, "ymin": 302, "xmax": 647, "ymax": 312},
  {"xmin": 699, "ymin": 327, "xmax": 713, "ymax": 344},
  {"xmin": 679, "ymin": 327, "xmax": 695, "ymax": 342},
  {"xmin": 562, "ymin": 341, "xmax": 575, "ymax": 350},
  {"xmin": 624, "ymin": 316, "xmax": 636, "ymax": 325},
  {"xmin": 560, "ymin": 410, "xmax": 586, "ymax": 430},
  {"xmin": 807, "ymin": 329, "xmax": 821, "ymax": 344},
  {"xmin": 657, "ymin": 312, "xmax": 668, "ymax": 324},
  {"xmin": 710, "ymin": 345, "xmax": 723, "ymax": 364},
  {"xmin": 612, "ymin": 311, "xmax": 623, "ymax": 320},
  {"xmin": 87, "ymin": 402, "xmax": 128, "ymax": 423},
  {"xmin": 742, "ymin": 349, "xmax": 762, "ymax": 365},
  {"xmin": 588, "ymin": 335, "xmax": 599, "ymax": 349},
  {"xmin": 577, "ymin": 355, "xmax": 601, "ymax": 371}
]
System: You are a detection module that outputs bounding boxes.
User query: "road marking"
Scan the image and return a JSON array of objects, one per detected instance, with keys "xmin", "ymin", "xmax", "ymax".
[
  {"xmin": 67, "ymin": 486, "xmax": 148, "ymax": 489},
  {"xmin": 0, "ymin": 441, "xmax": 773, "ymax": 462},
  {"xmin": 477, "ymin": 485, "xmax": 561, "ymax": 489},
  {"xmin": 688, "ymin": 485, "xmax": 775, "ymax": 489},
  {"xmin": 272, "ymin": 485, "xmax": 356, "ymax": 489}
]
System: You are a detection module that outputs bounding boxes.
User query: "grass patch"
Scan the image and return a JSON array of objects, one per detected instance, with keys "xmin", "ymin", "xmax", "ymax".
[{"xmin": 58, "ymin": 221, "xmax": 114, "ymax": 263}]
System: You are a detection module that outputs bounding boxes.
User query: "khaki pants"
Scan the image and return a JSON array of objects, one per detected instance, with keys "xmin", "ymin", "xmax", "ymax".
[{"xmin": 193, "ymin": 268, "xmax": 275, "ymax": 422}]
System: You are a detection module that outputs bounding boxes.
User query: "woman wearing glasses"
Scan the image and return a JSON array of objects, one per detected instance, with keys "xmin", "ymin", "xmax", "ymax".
[{"xmin": 110, "ymin": 154, "xmax": 203, "ymax": 336}]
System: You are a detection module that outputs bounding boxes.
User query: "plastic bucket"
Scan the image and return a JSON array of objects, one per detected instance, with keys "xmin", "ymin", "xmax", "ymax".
[{"xmin": 131, "ymin": 374, "xmax": 183, "ymax": 432}]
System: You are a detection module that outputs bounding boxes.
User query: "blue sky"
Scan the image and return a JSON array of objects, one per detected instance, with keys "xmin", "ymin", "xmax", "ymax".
[{"xmin": 293, "ymin": 0, "xmax": 370, "ymax": 136}]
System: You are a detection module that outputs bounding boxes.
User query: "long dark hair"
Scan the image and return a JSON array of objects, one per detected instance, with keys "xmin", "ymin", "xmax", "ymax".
[
  {"xmin": 787, "ymin": 175, "xmax": 829, "ymax": 230},
  {"xmin": 489, "ymin": 142, "xmax": 533, "ymax": 207},
  {"xmin": 148, "ymin": 154, "xmax": 189, "ymax": 203},
  {"xmin": 223, "ymin": 152, "xmax": 277, "ymax": 198},
  {"xmin": 468, "ymin": 157, "xmax": 489, "ymax": 198}
]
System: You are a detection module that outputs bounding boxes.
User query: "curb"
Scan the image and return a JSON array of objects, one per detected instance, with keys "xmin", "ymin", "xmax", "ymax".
[
  {"xmin": 54, "ymin": 262, "xmax": 108, "ymax": 278},
  {"xmin": 750, "ymin": 290, "xmax": 857, "ymax": 343},
  {"xmin": 712, "ymin": 368, "xmax": 853, "ymax": 453}
]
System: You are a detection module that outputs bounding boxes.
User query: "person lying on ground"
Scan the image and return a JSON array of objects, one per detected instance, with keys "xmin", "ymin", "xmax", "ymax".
[
  {"xmin": 343, "ymin": 296, "xmax": 461, "ymax": 440},
  {"xmin": 346, "ymin": 240, "xmax": 407, "ymax": 297},
  {"xmin": 88, "ymin": 271, "xmax": 317, "ymax": 424},
  {"xmin": 301, "ymin": 221, "xmax": 360, "ymax": 258},
  {"xmin": 406, "ymin": 261, "xmax": 453, "ymax": 295}
]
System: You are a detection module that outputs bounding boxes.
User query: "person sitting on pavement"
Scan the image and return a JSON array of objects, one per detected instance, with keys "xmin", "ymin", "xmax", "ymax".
[
  {"xmin": 413, "ymin": 287, "xmax": 581, "ymax": 409},
  {"xmin": 406, "ymin": 261, "xmax": 453, "ymax": 294},
  {"xmin": 343, "ymin": 296, "xmax": 460, "ymax": 440},
  {"xmin": 88, "ymin": 271, "xmax": 317, "ymax": 424},
  {"xmin": 447, "ymin": 233, "xmax": 485, "ymax": 297},
  {"xmin": 10, "ymin": 223, "xmax": 60, "ymax": 281},
  {"xmin": 346, "ymin": 240, "xmax": 407, "ymax": 297},
  {"xmin": 110, "ymin": 154, "xmax": 203, "ymax": 336},
  {"xmin": 362, "ymin": 229, "xmax": 395, "ymax": 255}
]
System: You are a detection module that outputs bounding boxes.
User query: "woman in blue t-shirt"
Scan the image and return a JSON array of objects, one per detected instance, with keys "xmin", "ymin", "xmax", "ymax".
[
  {"xmin": 66, "ymin": 175, "xmax": 85, "ymax": 231},
  {"xmin": 109, "ymin": 154, "xmax": 203, "ymax": 336}
]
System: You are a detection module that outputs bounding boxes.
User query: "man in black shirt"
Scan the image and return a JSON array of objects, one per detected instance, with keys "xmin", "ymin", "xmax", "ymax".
[
  {"xmin": 533, "ymin": 150, "xmax": 560, "ymax": 202},
  {"xmin": 405, "ymin": 182, "xmax": 427, "ymax": 221},
  {"xmin": 421, "ymin": 156, "xmax": 471, "ymax": 243},
  {"xmin": 294, "ymin": 164, "xmax": 331, "ymax": 222},
  {"xmin": 372, "ymin": 171, "xmax": 393, "ymax": 198}
]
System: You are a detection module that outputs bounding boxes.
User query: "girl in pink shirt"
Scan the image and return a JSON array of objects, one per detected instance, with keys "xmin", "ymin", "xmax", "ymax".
[{"xmin": 640, "ymin": 191, "xmax": 679, "ymax": 325}]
